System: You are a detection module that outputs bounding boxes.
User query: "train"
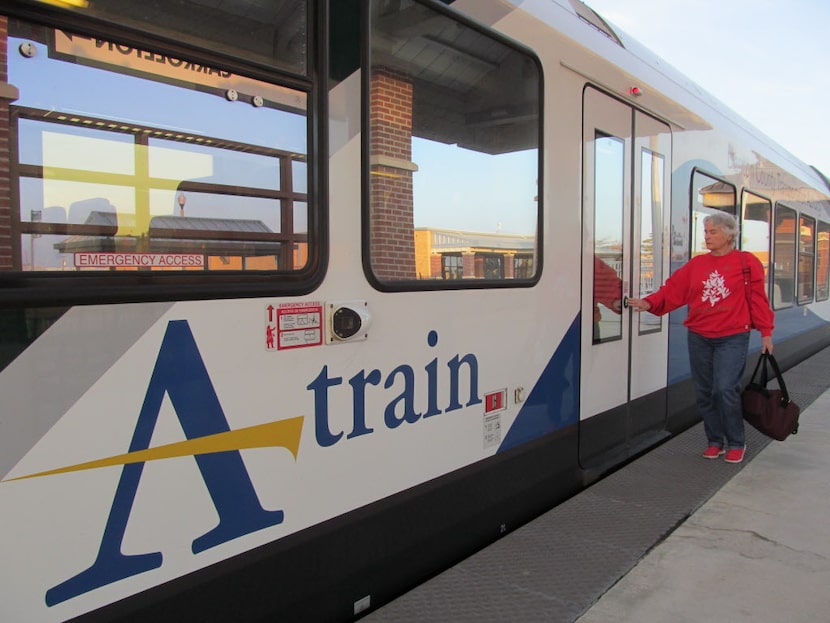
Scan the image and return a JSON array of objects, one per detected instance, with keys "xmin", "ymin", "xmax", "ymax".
[{"xmin": 1, "ymin": 0, "xmax": 829, "ymax": 621}]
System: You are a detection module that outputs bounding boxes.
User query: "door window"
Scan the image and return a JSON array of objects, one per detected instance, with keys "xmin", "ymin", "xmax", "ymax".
[
  {"xmin": 638, "ymin": 148, "xmax": 664, "ymax": 334},
  {"xmin": 593, "ymin": 134, "xmax": 625, "ymax": 343}
]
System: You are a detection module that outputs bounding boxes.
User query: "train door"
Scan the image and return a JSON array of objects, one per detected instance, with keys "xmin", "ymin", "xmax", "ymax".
[{"xmin": 579, "ymin": 87, "xmax": 671, "ymax": 467}]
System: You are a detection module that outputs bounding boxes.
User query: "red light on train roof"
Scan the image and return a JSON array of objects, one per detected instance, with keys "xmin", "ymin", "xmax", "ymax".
[{"xmin": 628, "ymin": 86, "xmax": 643, "ymax": 97}]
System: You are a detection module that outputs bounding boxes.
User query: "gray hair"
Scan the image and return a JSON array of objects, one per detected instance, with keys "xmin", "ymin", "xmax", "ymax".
[{"xmin": 703, "ymin": 211, "xmax": 739, "ymax": 248}]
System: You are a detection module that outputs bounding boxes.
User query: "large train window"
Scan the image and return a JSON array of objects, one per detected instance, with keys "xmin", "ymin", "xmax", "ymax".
[
  {"xmin": 2, "ymin": 7, "xmax": 313, "ymax": 300},
  {"xmin": 367, "ymin": 0, "xmax": 541, "ymax": 287},
  {"xmin": 772, "ymin": 204, "xmax": 797, "ymax": 309},
  {"xmin": 740, "ymin": 190, "xmax": 771, "ymax": 290},
  {"xmin": 797, "ymin": 214, "xmax": 816, "ymax": 304},
  {"xmin": 817, "ymin": 221, "xmax": 830, "ymax": 302},
  {"xmin": 690, "ymin": 171, "xmax": 736, "ymax": 257}
]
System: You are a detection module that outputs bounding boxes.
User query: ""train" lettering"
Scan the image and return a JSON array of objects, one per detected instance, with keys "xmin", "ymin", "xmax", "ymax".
[{"xmin": 308, "ymin": 330, "xmax": 482, "ymax": 446}]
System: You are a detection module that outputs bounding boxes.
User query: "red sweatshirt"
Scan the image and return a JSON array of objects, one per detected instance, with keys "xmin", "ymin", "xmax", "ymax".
[
  {"xmin": 593, "ymin": 255, "xmax": 623, "ymax": 322},
  {"xmin": 644, "ymin": 249, "xmax": 774, "ymax": 338}
]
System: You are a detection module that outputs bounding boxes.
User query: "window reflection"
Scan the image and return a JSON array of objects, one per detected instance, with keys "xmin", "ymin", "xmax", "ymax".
[
  {"xmin": 741, "ymin": 191, "xmax": 771, "ymax": 288},
  {"xmin": 817, "ymin": 222, "xmax": 830, "ymax": 301},
  {"xmin": 691, "ymin": 172, "xmax": 736, "ymax": 258},
  {"xmin": 368, "ymin": 0, "xmax": 540, "ymax": 284},
  {"xmin": 772, "ymin": 205, "xmax": 797, "ymax": 308},
  {"xmin": 8, "ymin": 22, "xmax": 309, "ymax": 274},
  {"xmin": 514, "ymin": 255, "xmax": 534, "ymax": 279},
  {"xmin": 593, "ymin": 134, "xmax": 624, "ymax": 343},
  {"xmin": 441, "ymin": 254, "xmax": 463, "ymax": 280},
  {"xmin": 59, "ymin": 0, "xmax": 309, "ymax": 76},
  {"xmin": 639, "ymin": 149, "xmax": 663, "ymax": 333},
  {"xmin": 798, "ymin": 215, "xmax": 815, "ymax": 304}
]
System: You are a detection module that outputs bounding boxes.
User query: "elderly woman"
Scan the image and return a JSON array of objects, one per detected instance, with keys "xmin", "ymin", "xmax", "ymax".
[{"xmin": 628, "ymin": 212, "xmax": 774, "ymax": 463}]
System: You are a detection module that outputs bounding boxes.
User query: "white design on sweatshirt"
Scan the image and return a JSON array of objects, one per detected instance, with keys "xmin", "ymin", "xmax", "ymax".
[{"xmin": 701, "ymin": 270, "xmax": 731, "ymax": 306}]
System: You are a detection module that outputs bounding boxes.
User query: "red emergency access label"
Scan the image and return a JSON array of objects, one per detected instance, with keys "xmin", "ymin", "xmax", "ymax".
[
  {"xmin": 74, "ymin": 253, "xmax": 204, "ymax": 268},
  {"xmin": 265, "ymin": 302, "xmax": 323, "ymax": 350}
]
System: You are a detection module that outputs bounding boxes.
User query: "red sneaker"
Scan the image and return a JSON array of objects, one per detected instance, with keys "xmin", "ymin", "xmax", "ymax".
[
  {"xmin": 702, "ymin": 446, "xmax": 725, "ymax": 459},
  {"xmin": 725, "ymin": 448, "xmax": 745, "ymax": 464}
]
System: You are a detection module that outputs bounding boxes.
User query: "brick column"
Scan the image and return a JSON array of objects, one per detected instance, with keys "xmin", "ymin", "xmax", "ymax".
[
  {"xmin": 0, "ymin": 17, "xmax": 14, "ymax": 270},
  {"xmin": 369, "ymin": 69, "xmax": 418, "ymax": 281},
  {"xmin": 430, "ymin": 253, "xmax": 442, "ymax": 279},
  {"xmin": 462, "ymin": 251, "xmax": 476, "ymax": 279},
  {"xmin": 474, "ymin": 255, "xmax": 484, "ymax": 278},
  {"xmin": 504, "ymin": 252, "xmax": 515, "ymax": 279}
]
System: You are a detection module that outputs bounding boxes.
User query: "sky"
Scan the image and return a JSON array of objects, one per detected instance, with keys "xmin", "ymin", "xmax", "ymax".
[{"xmin": 584, "ymin": 0, "xmax": 830, "ymax": 178}]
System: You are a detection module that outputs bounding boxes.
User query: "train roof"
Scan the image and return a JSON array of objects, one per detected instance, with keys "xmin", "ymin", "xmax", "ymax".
[
  {"xmin": 489, "ymin": 0, "xmax": 828, "ymax": 196},
  {"xmin": 564, "ymin": 0, "xmax": 830, "ymax": 194}
]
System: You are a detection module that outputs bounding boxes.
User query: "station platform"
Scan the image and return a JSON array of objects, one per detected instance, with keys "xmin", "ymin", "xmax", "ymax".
[{"xmin": 362, "ymin": 345, "xmax": 830, "ymax": 623}]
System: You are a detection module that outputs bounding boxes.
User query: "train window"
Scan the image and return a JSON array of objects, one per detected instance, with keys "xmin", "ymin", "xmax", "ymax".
[
  {"xmin": 593, "ymin": 134, "xmax": 624, "ymax": 344},
  {"xmin": 816, "ymin": 221, "xmax": 830, "ymax": 301},
  {"xmin": 740, "ymin": 190, "xmax": 772, "ymax": 290},
  {"xmin": 797, "ymin": 214, "xmax": 816, "ymax": 304},
  {"xmin": 817, "ymin": 221, "xmax": 830, "ymax": 302},
  {"xmin": 690, "ymin": 171, "xmax": 736, "ymax": 257},
  {"xmin": 638, "ymin": 148, "xmax": 663, "ymax": 334},
  {"xmin": 5, "ymin": 17, "xmax": 311, "ymax": 288},
  {"xmin": 367, "ymin": 0, "xmax": 541, "ymax": 287},
  {"xmin": 772, "ymin": 204, "xmax": 797, "ymax": 309}
]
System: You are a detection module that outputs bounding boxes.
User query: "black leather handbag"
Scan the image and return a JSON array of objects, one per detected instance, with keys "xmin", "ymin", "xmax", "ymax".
[{"xmin": 742, "ymin": 353, "xmax": 800, "ymax": 441}]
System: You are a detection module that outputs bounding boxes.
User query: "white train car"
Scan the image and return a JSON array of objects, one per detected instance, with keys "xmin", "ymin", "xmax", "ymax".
[{"xmin": 1, "ymin": 0, "xmax": 828, "ymax": 621}]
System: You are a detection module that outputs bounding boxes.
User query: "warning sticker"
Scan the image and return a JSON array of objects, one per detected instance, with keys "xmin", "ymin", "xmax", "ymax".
[
  {"xmin": 483, "ymin": 389, "xmax": 507, "ymax": 448},
  {"xmin": 484, "ymin": 413, "xmax": 502, "ymax": 449},
  {"xmin": 266, "ymin": 302, "xmax": 322, "ymax": 350}
]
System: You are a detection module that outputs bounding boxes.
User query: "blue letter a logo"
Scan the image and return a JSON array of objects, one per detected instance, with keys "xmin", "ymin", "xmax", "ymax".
[{"xmin": 46, "ymin": 320, "xmax": 290, "ymax": 606}]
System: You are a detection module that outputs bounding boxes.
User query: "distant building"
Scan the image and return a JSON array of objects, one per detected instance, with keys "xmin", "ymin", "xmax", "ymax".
[{"xmin": 414, "ymin": 227, "xmax": 536, "ymax": 280}]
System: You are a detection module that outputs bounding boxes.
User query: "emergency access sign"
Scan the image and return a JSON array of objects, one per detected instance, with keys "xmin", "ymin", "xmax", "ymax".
[{"xmin": 266, "ymin": 302, "xmax": 323, "ymax": 350}]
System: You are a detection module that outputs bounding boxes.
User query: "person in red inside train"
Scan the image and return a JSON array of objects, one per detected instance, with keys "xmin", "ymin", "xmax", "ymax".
[
  {"xmin": 627, "ymin": 212, "xmax": 774, "ymax": 464},
  {"xmin": 593, "ymin": 254, "xmax": 623, "ymax": 341}
]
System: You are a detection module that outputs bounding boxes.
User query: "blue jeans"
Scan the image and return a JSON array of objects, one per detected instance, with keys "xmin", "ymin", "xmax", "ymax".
[{"xmin": 688, "ymin": 330, "xmax": 750, "ymax": 450}]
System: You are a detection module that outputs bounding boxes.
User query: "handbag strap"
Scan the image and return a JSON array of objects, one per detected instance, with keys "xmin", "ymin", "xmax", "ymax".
[
  {"xmin": 765, "ymin": 352, "xmax": 792, "ymax": 406},
  {"xmin": 748, "ymin": 352, "xmax": 770, "ymax": 387}
]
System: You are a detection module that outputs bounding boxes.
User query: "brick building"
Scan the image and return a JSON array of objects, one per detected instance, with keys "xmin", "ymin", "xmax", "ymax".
[{"xmin": 415, "ymin": 227, "xmax": 535, "ymax": 280}]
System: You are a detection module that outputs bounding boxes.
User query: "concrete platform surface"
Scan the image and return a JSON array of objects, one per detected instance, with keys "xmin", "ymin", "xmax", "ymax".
[{"xmin": 576, "ymin": 388, "xmax": 830, "ymax": 623}]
